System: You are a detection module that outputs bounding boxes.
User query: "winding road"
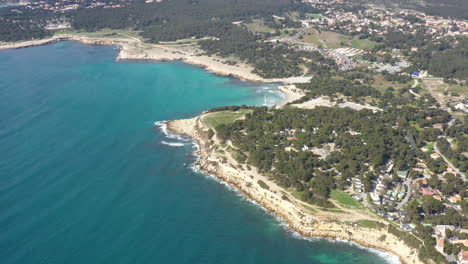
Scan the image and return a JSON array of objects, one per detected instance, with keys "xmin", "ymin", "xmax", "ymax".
[
  {"xmin": 396, "ymin": 178, "xmax": 412, "ymax": 210},
  {"xmin": 434, "ymin": 143, "xmax": 467, "ymax": 182}
]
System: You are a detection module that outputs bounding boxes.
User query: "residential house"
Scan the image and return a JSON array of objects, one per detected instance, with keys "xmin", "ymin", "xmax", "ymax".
[{"xmin": 449, "ymin": 194, "xmax": 462, "ymax": 203}]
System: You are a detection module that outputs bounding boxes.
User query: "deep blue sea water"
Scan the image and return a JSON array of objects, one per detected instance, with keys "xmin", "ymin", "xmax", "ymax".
[{"xmin": 0, "ymin": 41, "xmax": 396, "ymax": 264}]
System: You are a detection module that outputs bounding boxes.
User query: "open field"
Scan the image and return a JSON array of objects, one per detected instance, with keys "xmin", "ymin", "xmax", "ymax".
[
  {"xmin": 243, "ymin": 19, "xmax": 275, "ymax": 33},
  {"xmin": 54, "ymin": 29, "xmax": 143, "ymax": 40},
  {"xmin": 330, "ymin": 190, "xmax": 364, "ymax": 209},
  {"xmin": 371, "ymin": 75, "xmax": 410, "ymax": 93},
  {"xmin": 420, "ymin": 79, "xmax": 467, "ymax": 105},
  {"xmin": 305, "ymin": 13, "xmax": 322, "ymax": 19},
  {"xmin": 356, "ymin": 220, "xmax": 385, "ymax": 229},
  {"xmin": 447, "ymin": 83, "xmax": 468, "ymax": 97},
  {"xmin": 297, "ymin": 28, "xmax": 377, "ymax": 50},
  {"xmin": 202, "ymin": 109, "xmax": 252, "ymax": 129}
]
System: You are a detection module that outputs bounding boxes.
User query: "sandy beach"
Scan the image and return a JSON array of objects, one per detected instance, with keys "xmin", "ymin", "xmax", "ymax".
[
  {"xmin": 165, "ymin": 115, "xmax": 424, "ymax": 264},
  {"xmin": 0, "ymin": 34, "xmax": 312, "ymax": 85}
]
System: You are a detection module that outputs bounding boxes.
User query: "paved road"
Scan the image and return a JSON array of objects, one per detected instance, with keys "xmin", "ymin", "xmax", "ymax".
[
  {"xmin": 396, "ymin": 178, "xmax": 412, "ymax": 210},
  {"xmin": 434, "ymin": 143, "xmax": 467, "ymax": 182},
  {"xmin": 409, "ymin": 79, "xmax": 421, "ymax": 98}
]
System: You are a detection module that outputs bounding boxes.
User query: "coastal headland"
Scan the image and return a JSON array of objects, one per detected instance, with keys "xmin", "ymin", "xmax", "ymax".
[{"xmin": 165, "ymin": 114, "xmax": 424, "ymax": 264}]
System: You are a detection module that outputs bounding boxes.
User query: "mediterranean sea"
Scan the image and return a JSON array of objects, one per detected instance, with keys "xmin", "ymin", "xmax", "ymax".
[{"xmin": 0, "ymin": 41, "xmax": 395, "ymax": 264}]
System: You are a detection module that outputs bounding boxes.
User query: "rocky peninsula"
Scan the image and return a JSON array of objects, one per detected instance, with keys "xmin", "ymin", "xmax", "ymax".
[{"xmin": 165, "ymin": 114, "xmax": 424, "ymax": 264}]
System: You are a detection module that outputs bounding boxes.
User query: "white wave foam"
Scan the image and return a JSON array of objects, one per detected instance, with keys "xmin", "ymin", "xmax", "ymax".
[
  {"xmin": 154, "ymin": 121, "xmax": 189, "ymax": 142},
  {"xmin": 187, "ymin": 156, "xmax": 400, "ymax": 264},
  {"xmin": 161, "ymin": 141, "xmax": 184, "ymax": 147},
  {"xmin": 289, "ymin": 232, "xmax": 400, "ymax": 264},
  {"xmin": 156, "ymin": 122, "xmax": 399, "ymax": 264}
]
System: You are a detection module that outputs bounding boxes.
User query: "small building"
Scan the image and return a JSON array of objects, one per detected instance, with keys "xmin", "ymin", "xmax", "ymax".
[
  {"xmin": 434, "ymin": 225, "xmax": 455, "ymax": 237},
  {"xmin": 420, "ymin": 187, "xmax": 434, "ymax": 195},
  {"xmin": 420, "ymin": 146, "xmax": 429, "ymax": 152},
  {"xmin": 384, "ymin": 213, "xmax": 395, "ymax": 221},
  {"xmin": 401, "ymin": 223, "xmax": 415, "ymax": 232},
  {"xmin": 449, "ymin": 194, "xmax": 462, "ymax": 203},
  {"xmin": 430, "ymin": 153, "xmax": 441, "ymax": 159}
]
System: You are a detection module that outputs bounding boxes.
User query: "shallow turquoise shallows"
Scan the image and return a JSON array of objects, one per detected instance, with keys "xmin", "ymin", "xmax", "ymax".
[{"xmin": 0, "ymin": 41, "xmax": 395, "ymax": 264}]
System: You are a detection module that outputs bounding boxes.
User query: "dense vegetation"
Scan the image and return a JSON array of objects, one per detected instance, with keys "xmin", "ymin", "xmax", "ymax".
[
  {"xmin": 215, "ymin": 106, "xmax": 422, "ymax": 202},
  {"xmin": 211, "ymin": 99, "xmax": 465, "ymax": 263},
  {"xmin": 294, "ymin": 73, "xmax": 381, "ymax": 101},
  {"xmin": 198, "ymin": 27, "xmax": 335, "ymax": 78},
  {"xmin": 0, "ymin": 7, "xmax": 52, "ymax": 41},
  {"xmin": 403, "ymin": 36, "xmax": 468, "ymax": 80},
  {"xmin": 70, "ymin": 0, "xmax": 313, "ymax": 40},
  {"xmin": 439, "ymin": 117, "xmax": 468, "ymax": 173}
]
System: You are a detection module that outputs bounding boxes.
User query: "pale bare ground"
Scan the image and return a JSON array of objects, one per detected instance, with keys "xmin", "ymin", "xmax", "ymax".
[
  {"xmin": 276, "ymin": 85, "xmax": 306, "ymax": 107},
  {"xmin": 117, "ymin": 41, "xmax": 312, "ymax": 84},
  {"xmin": 166, "ymin": 114, "xmax": 424, "ymax": 264},
  {"xmin": 420, "ymin": 78, "xmax": 468, "ymax": 105},
  {"xmin": 338, "ymin": 101, "xmax": 382, "ymax": 112},
  {"xmin": 292, "ymin": 97, "xmax": 382, "ymax": 112},
  {"xmin": 292, "ymin": 97, "xmax": 336, "ymax": 109}
]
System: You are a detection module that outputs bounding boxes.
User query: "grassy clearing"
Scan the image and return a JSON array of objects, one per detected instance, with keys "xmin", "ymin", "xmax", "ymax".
[
  {"xmin": 348, "ymin": 38, "xmax": 378, "ymax": 49},
  {"xmin": 330, "ymin": 190, "xmax": 363, "ymax": 209},
  {"xmin": 356, "ymin": 220, "xmax": 385, "ymax": 229},
  {"xmin": 302, "ymin": 204, "xmax": 318, "ymax": 213},
  {"xmin": 371, "ymin": 75, "xmax": 410, "ymax": 93},
  {"xmin": 420, "ymin": 79, "xmax": 447, "ymax": 98},
  {"xmin": 426, "ymin": 142, "xmax": 434, "ymax": 152},
  {"xmin": 319, "ymin": 207, "xmax": 346, "ymax": 213},
  {"xmin": 158, "ymin": 36, "xmax": 213, "ymax": 45},
  {"xmin": 410, "ymin": 121, "xmax": 424, "ymax": 132},
  {"xmin": 291, "ymin": 190, "xmax": 308, "ymax": 201},
  {"xmin": 243, "ymin": 19, "xmax": 275, "ymax": 33},
  {"xmin": 447, "ymin": 83, "xmax": 468, "ymax": 97},
  {"xmin": 306, "ymin": 13, "xmax": 322, "ymax": 19},
  {"xmin": 55, "ymin": 29, "xmax": 142, "ymax": 40},
  {"xmin": 202, "ymin": 109, "xmax": 252, "ymax": 129},
  {"xmin": 297, "ymin": 29, "xmax": 377, "ymax": 50}
]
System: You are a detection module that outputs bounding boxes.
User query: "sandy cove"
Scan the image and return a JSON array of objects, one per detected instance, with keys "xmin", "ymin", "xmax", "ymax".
[
  {"xmin": 0, "ymin": 34, "xmax": 311, "ymax": 85},
  {"xmin": 166, "ymin": 115, "xmax": 424, "ymax": 264}
]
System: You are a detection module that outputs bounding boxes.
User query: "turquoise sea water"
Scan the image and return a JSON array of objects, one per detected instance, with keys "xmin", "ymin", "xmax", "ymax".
[{"xmin": 0, "ymin": 41, "xmax": 395, "ymax": 264}]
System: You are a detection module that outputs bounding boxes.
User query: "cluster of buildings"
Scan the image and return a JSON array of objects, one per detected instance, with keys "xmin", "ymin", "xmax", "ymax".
[
  {"xmin": 433, "ymin": 225, "xmax": 468, "ymax": 263},
  {"xmin": 367, "ymin": 59, "xmax": 411, "ymax": 74},
  {"xmin": 15, "ymin": 0, "xmax": 130, "ymax": 13},
  {"xmin": 301, "ymin": 2, "xmax": 468, "ymax": 40},
  {"xmin": 349, "ymin": 112, "xmax": 467, "ymax": 263},
  {"xmin": 351, "ymin": 150, "xmax": 467, "ymax": 263}
]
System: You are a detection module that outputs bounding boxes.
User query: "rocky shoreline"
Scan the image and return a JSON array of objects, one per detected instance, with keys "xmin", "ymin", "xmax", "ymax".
[{"xmin": 165, "ymin": 116, "xmax": 424, "ymax": 264}]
